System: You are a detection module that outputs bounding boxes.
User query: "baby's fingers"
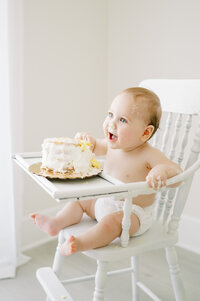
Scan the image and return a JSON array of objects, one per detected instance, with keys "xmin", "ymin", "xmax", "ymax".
[
  {"xmin": 146, "ymin": 175, "xmax": 157, "ymax": 189},
  {"xmin": 75, "ymin": 132, "xmax": 84, "ymax": 139},
  {"xmin": 146, "ymin": 175, "xmax": 166, "ymax": 190},
  {"xmin": 75, "ymin": 132, "xmax": 89, "ymax": 141}
]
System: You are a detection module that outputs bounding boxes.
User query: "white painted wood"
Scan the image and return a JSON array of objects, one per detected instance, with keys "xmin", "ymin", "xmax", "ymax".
[
  {"xmin": 93, "ymin": 261, "xmax": 108, "ymax": 301},
  {"xmin": 140, "ymin": 79, "xmax": 200, "ymax": 114},
  {"xmin": 156, "ymin": 189, "xmax": 167, "ymax": 220},
  {"xmin": 163, "ymin": 188, "xmax": 176, "ymax": 224},
  {"xmin": 61, "ymin": 267, "xmax": 134, "ymax": 285},
  {"xmin": 14, "ymin": 152, "xmax": 200, "ymax": 202},
  {"xmin": 161, "ymin": 112, "xmax": 172, "ymax": 154},
  {"xmin": 64, "ymin": 218, "xmax": 178, "ymax": 262},
  {"xmin": 13, "ymin": 156, "xmax": 58, "ymax": 199},
  {"xmin": 52, "ymin": 231, "xmax": 65, "ymax": 276},
  {"xmin": 136, "ymin": 282, "xmax": 162, "ymax": 301},
  {"xmin": 121, "ymin": 194, "xmax": 134, "ymax": 247},
  {"xmin": 165, "ymin": 247, "xmax": 186, "ymax": 301},
  {"xmin": 177, "ymin": 115, "xmax": 192, "ymax": 166},
  {"xmin": 168, "ymin": 119, "xmax": 200, "ymax": 234},
  {"xmin": 163, "ymin": 114, "xmax": 182, "ymax": 224},
  {"xmin": 156, "ymin": 112, "xmax": 173, "ymax": 221},
  {"xmin": 169, "ymin": 113, "xmax": 182, "ymax": 161},
  {"xmin": 36, "ymin": 267, "xmax": 74, "ymax": 301}
]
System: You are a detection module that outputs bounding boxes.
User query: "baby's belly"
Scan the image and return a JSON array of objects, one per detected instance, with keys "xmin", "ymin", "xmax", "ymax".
[
  {"xmin": 132, "ymin": 194, "xmax": 155, "ymax": 207},
  {"xmin": 120, "ymin": 194, "xmax": 155, "ymax": 208},
  {"xmin": 104, "ymin": 163, "xmax": 149, "ymax": 185},
  {"xmin": 104, "ymin": 163, "xmax": 154, "ymax": 207}
]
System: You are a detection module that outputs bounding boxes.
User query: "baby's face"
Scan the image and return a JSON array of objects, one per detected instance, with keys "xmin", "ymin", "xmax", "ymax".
[{"xmin": 103, "ymin": 93, "xmax": 148, "ymax": 151}]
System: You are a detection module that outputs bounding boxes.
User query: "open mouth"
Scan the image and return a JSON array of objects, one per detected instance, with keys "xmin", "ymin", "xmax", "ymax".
[{"xmin": 109, "ymin": 132, "xmax": 118, "ymax": 141}]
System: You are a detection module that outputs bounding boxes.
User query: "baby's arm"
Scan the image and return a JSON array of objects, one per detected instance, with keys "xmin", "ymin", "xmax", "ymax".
[
  {"xmin": 75, "ymin": 132, "xmax": 107, "ymax": 156},
  {"xmin": 145, "ymin": 147, "xmax": 182, "ymax": 189}
]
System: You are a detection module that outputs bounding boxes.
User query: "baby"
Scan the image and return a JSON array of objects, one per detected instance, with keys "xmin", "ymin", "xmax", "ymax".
[{"xmin": 30, "ymin": 87, "xmax": 182, "ymax": 256}]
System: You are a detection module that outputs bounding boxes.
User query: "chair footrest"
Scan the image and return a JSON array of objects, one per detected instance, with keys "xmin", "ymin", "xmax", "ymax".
[
  {"xmin": 36, "ymin": 267, "xmax": 74, "ymax": 301},
  {"xmin": 62, "ymin": 267, "xmax": 134, "ymax": 284}
]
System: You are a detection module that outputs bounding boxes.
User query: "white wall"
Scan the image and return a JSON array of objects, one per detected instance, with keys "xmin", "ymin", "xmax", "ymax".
[
  {"xmin": 107, "ymin": 0, "xmax": 200, "ymax": 253},
  {"xmin": 21, "ymin": 0, "xmax": 107, "ymax": 248},
  {"xmin": 107, "ymin": 0, "xmax": 200, "ymax": 100}
]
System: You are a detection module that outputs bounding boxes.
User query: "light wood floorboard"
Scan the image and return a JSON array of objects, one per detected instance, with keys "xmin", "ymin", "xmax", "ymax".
[{"xmin": 0, "ymin": 240, "xmax": 199, "ymax": 300}]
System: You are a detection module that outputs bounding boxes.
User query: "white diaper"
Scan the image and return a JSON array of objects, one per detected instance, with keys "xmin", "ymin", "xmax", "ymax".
[{"xmin": 94, "ymin": 197, "xmax": 154, "ymax": 237}]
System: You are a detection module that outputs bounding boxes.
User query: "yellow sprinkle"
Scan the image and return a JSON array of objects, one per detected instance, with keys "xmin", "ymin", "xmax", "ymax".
[
  {"xmin": 80, "ymin": 140, "xmax": 91, "ymax": 151},
  {"xmin": 91, "ymin": 158, "xmax": 101, "ymax": 169},
  {"xmin": 114, "ymin": 245, "xmax": 119, "ymax": 248},
  {"xmin": 61, "ymin": 296, "xmax": 66, "ymax": 300}
]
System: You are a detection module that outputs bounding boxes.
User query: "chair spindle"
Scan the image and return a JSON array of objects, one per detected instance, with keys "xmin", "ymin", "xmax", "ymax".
[
  {"xmin": 163, "ymin": 114, "xmax": 182, "ymax": 224},
  {"xmin": 168, "ymin": 117, "xmax": 200, "ymax": 234},
  {"xmin": 177, "ymin": 115, "xmax": 193, "ymax": 166},
  {"xmin": 156, "ymin": 113, "xmax": 173, "ymax": 220},
  {"xmin": 121, "ymin": 194, "xmax": 134, "ymax": 247}
]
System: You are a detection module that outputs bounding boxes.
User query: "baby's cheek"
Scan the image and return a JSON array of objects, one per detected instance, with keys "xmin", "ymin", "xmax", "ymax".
[
  {"xmin": 103, "ymin": 119, "xmax": 108, "ymax": 134},
  {"xmin": 120, "ymin": 127, "xmax": 131, "ymax": 141}
]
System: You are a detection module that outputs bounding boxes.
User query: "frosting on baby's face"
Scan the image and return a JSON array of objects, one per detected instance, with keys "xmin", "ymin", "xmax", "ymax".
[{"xmin": 103, "ymin": 93, "xmax": 149, "ymax": 152}]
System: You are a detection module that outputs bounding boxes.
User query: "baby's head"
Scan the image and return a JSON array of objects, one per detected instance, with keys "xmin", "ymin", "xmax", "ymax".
[
  {"xmin": 104, "ymin": 87, "xmax": 161, "ymax": 151},
  {"xmin": 121, "ymin": 87, "xmax": 162, "ymax": 139}
]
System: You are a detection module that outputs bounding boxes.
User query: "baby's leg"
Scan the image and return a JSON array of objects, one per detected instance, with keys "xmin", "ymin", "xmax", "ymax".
[
  {"xmin": 60, "ymin": 211, "xmax": 140, "ymax": 256},
  {"xmin": 30, "ymin": 199, "xmax": 96, "ymax": 236}
]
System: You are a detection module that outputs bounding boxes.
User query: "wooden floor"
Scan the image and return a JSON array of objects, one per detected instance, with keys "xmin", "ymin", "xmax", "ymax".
[{"xmin": 0, "ymin": 240, "xmax": 199, "ymax": 301}]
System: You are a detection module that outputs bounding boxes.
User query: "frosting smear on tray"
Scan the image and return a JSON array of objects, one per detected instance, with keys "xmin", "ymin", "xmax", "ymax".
[{"xmin": 41, "ymin": 137, "xmax": 101, "ymax": 177}]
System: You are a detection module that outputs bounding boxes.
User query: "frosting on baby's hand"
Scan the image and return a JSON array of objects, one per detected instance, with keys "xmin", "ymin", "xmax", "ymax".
[
  {"xmin": 146, "ymin": 174, "xmax": 167, "ymax": 190},
  {"xmin": 75, "ymin": 132, "xmax": 96, "ymax": 152}
]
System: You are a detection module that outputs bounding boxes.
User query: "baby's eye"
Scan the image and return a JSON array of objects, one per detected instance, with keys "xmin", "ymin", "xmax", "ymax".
[
  {"xmin": 108, "ymin": 112, "xmax": 113, "ymax": 118},
  {"xmin": 120, "ymin": 117, "xmax": 127, "ymax": 123}
]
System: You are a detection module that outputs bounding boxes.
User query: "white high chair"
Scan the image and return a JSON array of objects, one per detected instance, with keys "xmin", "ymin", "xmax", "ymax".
[{"xmin": 33, "ymin": 80, "xmax": 200, "ymax": 300}]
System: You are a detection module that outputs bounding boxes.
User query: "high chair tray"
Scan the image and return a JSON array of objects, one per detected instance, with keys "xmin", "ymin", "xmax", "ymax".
[{"xmin": 13, "ymin": 152, "xmax": 132, "ymax": 202}]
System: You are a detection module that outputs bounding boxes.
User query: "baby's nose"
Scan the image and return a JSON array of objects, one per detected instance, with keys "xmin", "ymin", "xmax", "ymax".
[{"xmin": 109, "ymin": 121, "xmax": 116, "ymax": 130}]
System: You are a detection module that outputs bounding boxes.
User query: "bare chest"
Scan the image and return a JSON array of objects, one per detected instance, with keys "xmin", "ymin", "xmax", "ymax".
[{"xmin": 103, "ymin": 150, "xmax": 149, "ymax": 183}]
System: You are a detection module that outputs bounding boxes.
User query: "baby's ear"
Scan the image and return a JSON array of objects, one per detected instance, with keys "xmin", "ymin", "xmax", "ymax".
[{"xmin": 142, "ymin": 125, "xmax": 154, "ymax": 141}]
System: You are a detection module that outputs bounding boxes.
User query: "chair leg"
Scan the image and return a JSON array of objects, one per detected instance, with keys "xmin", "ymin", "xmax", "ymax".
[
  {"xmin": 52, "ymin": 230, "xmax": 65, "ymax": 276},
  {"xmin": 93, "ymin": 260, "xmax": 108, "ymax": 301},
  {"xmin": 131, "ymin": 256, "xmax": 140, "ymax": 301},
  {"xmin": 165, "ymin": 246, "xmax": 186, "ymax": 301}
]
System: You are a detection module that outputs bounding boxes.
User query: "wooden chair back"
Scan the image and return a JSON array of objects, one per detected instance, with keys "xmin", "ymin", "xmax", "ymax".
[{"xmin": 140, "ymin": 80, "xmax": 200, "ymax": 232}]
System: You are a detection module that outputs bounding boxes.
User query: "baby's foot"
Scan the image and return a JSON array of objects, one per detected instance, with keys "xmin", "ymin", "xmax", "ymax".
[
  {"xmin": 60, "ymin": 236, "xmax": 81, "ymax": 256},
  {"xmin": 30, "ymin": 213, "xmax": 59, "ymax": 236}
]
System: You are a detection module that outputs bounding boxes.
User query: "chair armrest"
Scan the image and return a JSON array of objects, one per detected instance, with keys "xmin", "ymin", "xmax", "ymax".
[
  {"xmin": 165, "ymin": 156, "xmax": 200, "ymax": 186},
  {"xmin": 122, "ymin": 156, "xmax": 200, "ymax": 196},
  {"xmin": 120, "ymin": 156, "xmax": 200, "ymax": 247}
]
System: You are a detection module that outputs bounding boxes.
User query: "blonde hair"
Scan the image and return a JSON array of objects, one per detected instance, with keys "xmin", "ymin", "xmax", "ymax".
[{"xmin": 122, "ymin": 87, "xmax": 162, "ymax": 138}]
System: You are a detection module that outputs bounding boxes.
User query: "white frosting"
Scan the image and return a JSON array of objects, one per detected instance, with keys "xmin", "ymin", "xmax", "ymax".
[{"xmin": 41, "ymin": 137, "xmax": 96, "ymax": 175}]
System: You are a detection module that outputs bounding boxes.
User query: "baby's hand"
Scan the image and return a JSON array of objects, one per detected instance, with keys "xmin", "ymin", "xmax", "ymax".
[
  {"xmin": 75, "ymin": 132, "xmax": 96, "ymax": 151},
  {"xmin": 146, "ymin": 167, "xmax": 168, "ymax": 190}
]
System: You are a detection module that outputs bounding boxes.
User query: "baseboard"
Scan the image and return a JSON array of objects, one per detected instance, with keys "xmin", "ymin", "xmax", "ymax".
[
  {"xmin": 177, "ymin": 214, "xmax": 200, "ymax": 255},
  {"xmin": 21, "ymin": 204, "xmax": 63, "ymax": 251}
]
